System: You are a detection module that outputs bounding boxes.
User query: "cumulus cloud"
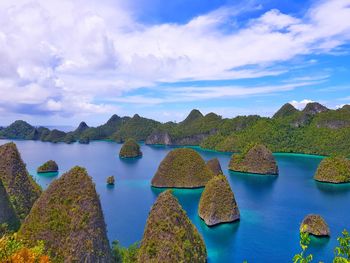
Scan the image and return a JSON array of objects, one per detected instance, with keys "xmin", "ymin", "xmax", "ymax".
[
  {"xmin": 0, "ymin": 0, "xmax": 350, "ymax": 118},
  {"xmin": 289, "ymin": 99, "xmax": 315, "ymax": 109}
]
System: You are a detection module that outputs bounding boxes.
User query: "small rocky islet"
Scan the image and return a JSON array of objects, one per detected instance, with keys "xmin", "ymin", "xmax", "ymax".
[
  {"xmin": 37, "ymin": 160, "xmax": 59, "ymax": 173},
  {"xmin": 138, "ymin": 190, "xmax": 207, "ymax": 262},
  {"xmin": 229, "ymin": 144, "xmax": 279, "ymax": 175},
  {"xmin": 107, "ymin": 175, "xmax": 115, "ymax": 185},
  {"xmin": 119, "ymin": 138, "xmax": 142, "ymax": 158},
  {"xmin": 151, "ymin": 148, "xmax": 214, "ymax": 188},
  {"xmin": 199, "ymin": 175, "xmax": 240, "ymax": 226},
  {"xmin": 314, "ymin": 156, "xmax": 350, "ymax": 184},
  {"xmin": 19, "ymin": 166, "xmax": 113, "ymax": 262},
  {"xmin": 300, "ymin": 214, "xmax": 330, "ymax": 237}
]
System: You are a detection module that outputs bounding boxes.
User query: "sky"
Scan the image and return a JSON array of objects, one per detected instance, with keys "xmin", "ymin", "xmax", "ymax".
[{"xmin": 0, "ymin": 0, "xmax": 350, "ymax": 127}]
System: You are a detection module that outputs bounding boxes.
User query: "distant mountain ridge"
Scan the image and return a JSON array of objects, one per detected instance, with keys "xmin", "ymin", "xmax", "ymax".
[{"xmin": 1, "ymin": 102, "xmax": 350, "ymax": 156}]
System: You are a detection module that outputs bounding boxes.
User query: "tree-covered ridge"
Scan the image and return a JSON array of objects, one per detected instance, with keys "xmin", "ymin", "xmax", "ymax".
[
  {"xmin": 200, "ymin": 103, "xmax": 350, "ymax": 157},
  {"xmin": 2, "ymin": 102, "xmax": 350, "ymax": 156}
]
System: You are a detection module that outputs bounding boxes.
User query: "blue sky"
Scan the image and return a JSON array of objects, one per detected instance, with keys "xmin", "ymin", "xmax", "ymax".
[{"xmin": 0, "ymin": 0, "xmax": 350, "ymax": 126}]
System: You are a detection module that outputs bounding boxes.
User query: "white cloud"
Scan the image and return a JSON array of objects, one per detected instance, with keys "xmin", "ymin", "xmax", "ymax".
[
  {"xmin": 289, "ymin": 99, "xmax": 315, "ymax": 109},
  {"xmin": 0, "ymin": 0, "xmax": 349, "ymax": 119}
]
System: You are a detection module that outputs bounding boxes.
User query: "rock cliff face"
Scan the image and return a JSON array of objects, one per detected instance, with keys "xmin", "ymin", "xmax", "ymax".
[
  {"xmin": 0, "ymin": 143, "xmax": 42, "ymax": 220},
  {"xmin": 290, "ymin": 102, "xmax": 330, "ymax": 128},
  {"xmin": 19, "ymin": 166, "xmax": 113, "ymax": 262},
  {"xmin": 0, "ymin": 179, "xmax": 20, "ymax": 232},
  {"xmin": 198, "ymin": 175, "xmax": 239, "ymax": 226},
  {"xmin": 206, "ymin": 158, "xmax": 223, "ymax": 176},
  {"xmin": 138, "ymin": 190, "xmax": 207, "ymax": 263},
  {"xmin": 119, "ymin": 139, "xmax": 142, "ymax": 158},
  {"xmin": 229, "ymin": 144, "xmax": 278, "ymax": 175},
  {"xmin": 303, "ymin": 102, "xmax": 329, "ymax": 115},
  {"xmin": 151, "ymin": 148, "xmax": 214, "ymax": 188},
  {"xmin": 145, "ymin": 131, "xmax": 172, "ymax": 145},
  {"xmin": 300, "ymin": 214, "xmax": 330, "ymax": 237},
  {"xmin": 146, "ymin": 131, "xmax": 214, "ymax": 146},
  {"xmin": 37, "ymin": 160, "xmax": 59, "ymax": 173},
  {"xmin": 314, "ymin": 156, "xmax": 350, "ymax": 183}
]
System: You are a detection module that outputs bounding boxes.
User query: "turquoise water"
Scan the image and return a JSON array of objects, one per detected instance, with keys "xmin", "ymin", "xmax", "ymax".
[{"xmin": 1, "ymin": 139, "xmax": 350, "ymax": 262}]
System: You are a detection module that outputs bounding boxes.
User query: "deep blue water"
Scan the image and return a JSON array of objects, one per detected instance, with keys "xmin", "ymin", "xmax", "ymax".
[{"xmin": 1, "ymin": 139, "xmax": 350, "ymax": 262}]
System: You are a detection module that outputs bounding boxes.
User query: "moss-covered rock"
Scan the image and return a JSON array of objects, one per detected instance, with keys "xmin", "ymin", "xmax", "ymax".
[
  {"xmin": 314, "ymin": 156, "xmax": 350, "ymax": 183},
  {"xmin": 198, "ymin": 175, "xmax": 239, "ymax": 226},
  {"xmin": 300, "ymin": 214, "xmax": 330, "ymax": 237},
  {"xmin": 151, "ymin": 148, "xmax": 214, "ymax": 188},
  {"xmin": 0, "ymin": 179, "xmax": 20, "ymax": 233},
  {"xmin": 107, "ymin": 176, "xmax": 115, "ymax": 185},
  {"xmin": 229, "ymin": 144, "xmax": 278, "ymax": 175},
  {"xmin": 19, "ymin": 166, "xmax": 112, "ymax": 262},
  {"xmin": 119, "ymin": 139, "xmax": 142, "ymax": 158},
  {"xmin": 206, "ymin": 158, "xmax": 223, "ymax": 176},
  {"xmin": 37, "ymin": 160, "xmax": 58, "ymax": 173},
  {"xmin": 138, "ymin": 190, "xmax": 207, "ymax": 262},
  {"xmin": 0, "ymin": 143, "xmax": 42, "ymax": 220}
]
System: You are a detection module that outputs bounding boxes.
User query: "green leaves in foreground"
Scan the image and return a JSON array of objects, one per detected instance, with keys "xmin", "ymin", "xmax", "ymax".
[
  {"xmin": 334, "ymin": 230, "xmax": 350, "ymax": 263},
  {"xmin": 293, "ymin": 228, "xmax": 350, "ymax": 263},
  {"xmin": 112, "ymin": 240, "xmax": 139, "ymax": 263},
  {"xmin": 293, "ymin": 225, "xmax": 313, "ymax": 263}
]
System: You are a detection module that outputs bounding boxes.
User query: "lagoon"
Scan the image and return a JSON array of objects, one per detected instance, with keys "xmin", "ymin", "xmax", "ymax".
[{"xmin": 1, "ymin": 139, "xmax": 349, "ymax": 262}]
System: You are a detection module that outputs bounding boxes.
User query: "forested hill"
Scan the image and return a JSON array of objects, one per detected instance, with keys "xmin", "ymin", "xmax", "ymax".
[{"xmin": 1, "ymin": 102, "xmax": 350, "ymax": 156}]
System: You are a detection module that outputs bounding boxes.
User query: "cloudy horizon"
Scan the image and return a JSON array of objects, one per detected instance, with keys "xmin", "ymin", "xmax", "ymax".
[{"xmin": 0, "ymin": 0, "xmax": 350, "ymax": 126}]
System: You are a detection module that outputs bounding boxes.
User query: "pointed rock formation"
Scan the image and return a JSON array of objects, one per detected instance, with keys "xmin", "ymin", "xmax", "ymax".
[
  {"xmin": 0, "ymin": 143, "xmax": 41, "ymax": 220},
  {"xmin": 314, "ymin": 156, "xmax": 350, "ymax": 183},
  {"xmin": 138, "ymin": 190, "xmax": 207, "ymax": 262},
  {"xmin": 37, "ymin": 160, "xmax": 58, "ymax": 173},
  {"xmin": 199, "ymin": 175, "xmax": 239, "ymax": 226},
  {"xmin": 273, "ymin": 103, "xmax": 299, "ymax": 118},
  {"xmin": 74, "ymin": 121, "xmax": 89, "ymax": 134},
  {"xmin": 229, "ymin": 144, "xmax": 278, "ymax": 175},
  {"xmin": 0, "ymin": 179, "xmax": 20, "ymax": 232},
  {"xmin": 303, "ymin": 102, "xmax": 329, "ymax": 115},
  {"xmin": 206, "ymin": 158, "xmax": 223, "ymax": 176},
  {"xmin": 300, "ymin": 214, "xmax": 330, "ymax": 237},
  {"xmin": 151, "ymin": 148, "xmax": 214, "ymax": 188},
  {"xmin": 19, "ymin": 166, "xmax": 112, "ymax": 262},
  {"xmin": 181, "ymin": 109, "xmax": 203, "ymax": 125},
  {"xmin": 119, "ymin": 139, "xmax": 142, "ymax": 158}
]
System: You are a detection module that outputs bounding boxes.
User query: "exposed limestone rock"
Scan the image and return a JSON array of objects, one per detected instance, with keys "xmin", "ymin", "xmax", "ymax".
[
  {"xmin": 206, "ymin": 158, "xmax": 223, "ymax": 176},
  {"xmin": 300, "ymin": 214, "xmax": 330, "ymax": 237}
]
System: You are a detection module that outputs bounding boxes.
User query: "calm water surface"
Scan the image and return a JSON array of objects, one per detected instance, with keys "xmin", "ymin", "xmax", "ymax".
[{"xmin": 1, "ymin": 140, "xmax": 350, "ymax": 262}]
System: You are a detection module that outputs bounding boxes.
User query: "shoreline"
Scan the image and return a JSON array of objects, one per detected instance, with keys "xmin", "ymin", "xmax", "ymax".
[{"xmin": 0, "ymin": 138, "xmax": 333, "ymax": 159}]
